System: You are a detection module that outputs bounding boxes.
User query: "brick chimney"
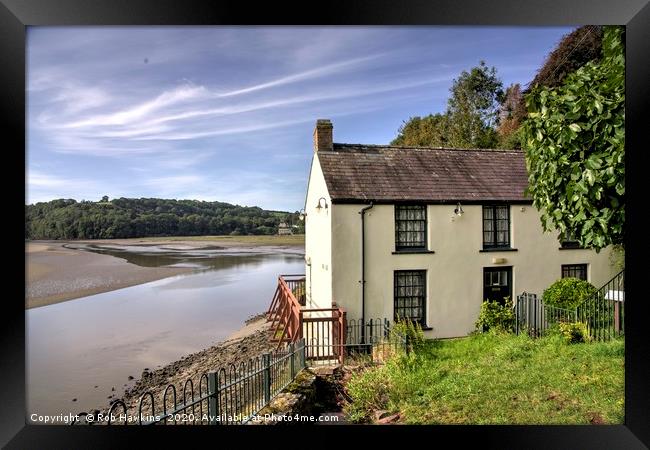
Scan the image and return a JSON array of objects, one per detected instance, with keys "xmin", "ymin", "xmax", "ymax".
[{"xmin": 313, "ymin": 119, "xmax": 333, "ymax": 152}]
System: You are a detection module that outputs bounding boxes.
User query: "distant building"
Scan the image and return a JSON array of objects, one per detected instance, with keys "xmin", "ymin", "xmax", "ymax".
[{"xmin": 278, "ymin": 222, "xmax": 293, "ymax": 235}]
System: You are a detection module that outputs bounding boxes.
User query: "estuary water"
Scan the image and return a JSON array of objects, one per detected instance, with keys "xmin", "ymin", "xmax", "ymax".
[{"xmin": 26, "ymin": 244, "xmax": 304, "ymax": 420}]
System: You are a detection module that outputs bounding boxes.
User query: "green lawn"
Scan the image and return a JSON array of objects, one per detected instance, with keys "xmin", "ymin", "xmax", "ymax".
[{"xmin": 345, "ymin": 332, "xmax": 624, "ymax": 424}]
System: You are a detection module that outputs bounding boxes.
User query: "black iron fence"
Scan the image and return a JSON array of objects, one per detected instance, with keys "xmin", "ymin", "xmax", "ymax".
[
  {"xmin": 515, "ymin": 292, "xmax": 577, "ymax": 337},
  {"xmin": 576, "ymin": 269, "xmax": 625, "ymax": 341},
  {"xmin": 72, "ymin": 317, "xmax": 407, "ymax": 426},
  {"xmin": 73, "ymin": 339, "xmax": 307, "ymax": 425},
  {"xmin": 303, "ymin": 316, "xmax": 408, "ymax": 366},
  {"xmin": 515, "ymin": 270, "xmax": 625, "ymax": 341}
]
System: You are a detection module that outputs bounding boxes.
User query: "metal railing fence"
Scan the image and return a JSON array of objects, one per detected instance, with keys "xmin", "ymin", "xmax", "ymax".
[
  {"xmin": 72, "ymin": 339, "xmax": 306, "ymax": 425},
  {"xmin": 576, "ymin": 270, "xmax": 625, "ymax": 341},
  {"xmin": 515, "ymin": 270, "xmax": 625, "ymax": 341},
  {"xmin": 304, "ymin": 317, "xmax": 408, "ymax": 366}
]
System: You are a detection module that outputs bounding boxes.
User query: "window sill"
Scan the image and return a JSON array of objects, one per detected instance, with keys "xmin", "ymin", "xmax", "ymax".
[
  {"xmin": 392, "ymin": 249, "xmax": 435, "ymax": 255},
  {"xmin": 479, "ymin": 248, "xmax": 518, "ymax": 252},
  {"xmin": 393, "ymin": 321, "xmax": 432, "ymax": 330}
]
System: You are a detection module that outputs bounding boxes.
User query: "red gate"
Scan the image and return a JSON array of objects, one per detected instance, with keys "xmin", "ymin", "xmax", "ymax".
[{"xmin": 266, "ymin": 274, "xmax": 346, "ymax": 364}]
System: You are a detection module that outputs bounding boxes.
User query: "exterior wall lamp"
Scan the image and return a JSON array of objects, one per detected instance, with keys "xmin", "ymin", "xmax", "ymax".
[
  {"xmin": 298, "ymin": 208, "xmax": 306, "ymax": 221},
  {"xmin": 454, "ymin": 202, "xmax": 464, "ymax": 216},
  {"xmin": 315, "ymin": 197, "xmax": 328, "ymax": 211}
]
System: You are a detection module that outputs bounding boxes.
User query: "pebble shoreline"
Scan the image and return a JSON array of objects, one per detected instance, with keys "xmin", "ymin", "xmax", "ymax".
[{"xmin": 82, "ymin": 314, "xmax": 274, "ymax": 424}]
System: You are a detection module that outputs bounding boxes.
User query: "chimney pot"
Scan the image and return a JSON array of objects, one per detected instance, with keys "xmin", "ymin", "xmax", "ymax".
[{"xmin": 313, "ymin": 119, "xmax": 333, "ymax": 152}]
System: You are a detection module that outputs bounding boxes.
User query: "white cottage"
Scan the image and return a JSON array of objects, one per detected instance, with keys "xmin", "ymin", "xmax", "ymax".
[{"xmin": 303, "ymin": 119, "xmax": 617, "ymax": 339}]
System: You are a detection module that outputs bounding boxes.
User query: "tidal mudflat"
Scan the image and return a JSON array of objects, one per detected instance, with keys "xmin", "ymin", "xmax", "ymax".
[{"xmin": 26, "ymin": 239, "xmax": 304, "ymax": 421}]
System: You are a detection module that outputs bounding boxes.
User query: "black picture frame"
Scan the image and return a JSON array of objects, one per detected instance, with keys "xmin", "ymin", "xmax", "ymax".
[{"xmin": 3, "ymin": 0, "xmax": 649, "ymax": 447}]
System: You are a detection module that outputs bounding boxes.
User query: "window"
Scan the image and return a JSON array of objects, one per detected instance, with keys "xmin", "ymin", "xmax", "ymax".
[
  {"xmin": 395, "ymin": 205, "xmax": 427, "ymax": 250},
  {"xmin": 483, "ymin": 205, "xmax": 510, "ymax": 249},
  {"xmin": 484, "ymin": 269, "xmax": 510, "ymax": 287},
  {"xmin": 562, "ymin": 264, "xmax": 587, "ymax": 281},
  {"xmin": 394, "ymin": 270, "xmax": 426, "ymax": 325},
  {"xmin": 560, "ymin": 230, "xmax": 581, "ymax": 249}
]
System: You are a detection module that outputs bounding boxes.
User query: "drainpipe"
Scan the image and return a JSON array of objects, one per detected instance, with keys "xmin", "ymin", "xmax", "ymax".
[
  {"xmin": 306, "ymin": 257, "xmax": 312, "ymax": 307},
  {"xmin": 359, "ymin": 202, "xmax": 374, "ymax": 344}
]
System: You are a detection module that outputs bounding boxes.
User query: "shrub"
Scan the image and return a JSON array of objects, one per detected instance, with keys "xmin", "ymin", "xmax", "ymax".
[
  {"xmin": 542, "ymin": 278, "xmax": 597, "ymax": 309},
  {"xmin": 475, "ymin": 296, "xmax": 515, "ymax": 333},
  {"xmin": 558, "ymin": 321, "xmax": 590, "ymax": 344},
  {"xmin": 344, "ymin": 365, "xmax": 392, "ymax": 422},
  {"xmin": 392, "ymin": 317, "xmax": 425, "ymax": 353}
]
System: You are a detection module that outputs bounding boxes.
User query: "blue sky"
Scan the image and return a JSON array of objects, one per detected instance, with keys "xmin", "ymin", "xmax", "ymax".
[{"xmin": 27, "ymin": 26, "xmax": 574, "ymax": 211}]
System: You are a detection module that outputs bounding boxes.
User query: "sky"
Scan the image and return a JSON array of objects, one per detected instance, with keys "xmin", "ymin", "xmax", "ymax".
[{"xmin": 27, "ymin": 26, "xmax": 574, "ymax": 212}]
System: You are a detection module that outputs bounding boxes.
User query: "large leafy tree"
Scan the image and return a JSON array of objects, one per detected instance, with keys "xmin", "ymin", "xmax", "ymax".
[
  {"xmin": 528, "ymin": 26, "xmax": 603, "ymax": 90},
  {"xmin": 391, "ymin": 114, "xmax": 449, "ymax": 147},
  {"xmin": 522, "ymin": 26, "xmax": 624, "ymax": 251},
  {"xmin": 446, "ymin": 60, "xmax": 504, "ymax": 148},
  {"xmin": 514, "ymin": 25, "xmax": 604, "ymax": 125},
  {"xmin": 391, "ymin": 61, "xmax": 504, "ymax": 149}
]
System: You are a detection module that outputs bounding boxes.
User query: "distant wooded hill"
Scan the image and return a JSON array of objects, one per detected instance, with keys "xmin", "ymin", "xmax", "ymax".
[{"xmin": 25, "ymin": 197, "xmax": 303, "ymax": 240}]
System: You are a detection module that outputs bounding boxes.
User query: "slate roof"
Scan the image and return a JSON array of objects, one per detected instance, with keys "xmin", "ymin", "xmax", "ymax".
[{"xmin": 318, "ymin": 144, "xmax": 531, "ymax": 203}]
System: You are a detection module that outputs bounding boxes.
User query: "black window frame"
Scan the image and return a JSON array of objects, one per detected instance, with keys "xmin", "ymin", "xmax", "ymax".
[
  {"xmin": 482, "ymin": 205, "xmax": 511, "ymax": 249},
  {"xmin": 562, "ymin": 264, "xmax": 588, "ymax": 281},
  {"xmin": 560, "ymin": 229, "xmax": 582, "ymax": 249},
  {"xmin": 394, "ymin": 270, "xmax": 427, "ymax": 326},
  {"xmin": 394, "ymin": 204, "xmax": 427, "ymax": 251}
]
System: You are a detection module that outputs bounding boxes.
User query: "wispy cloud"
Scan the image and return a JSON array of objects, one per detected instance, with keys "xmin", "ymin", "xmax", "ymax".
[
  {"xmin": 36, "ymin": 72, "xmax": 454, "ymax": 146},
  {"xmin": 141, "ymin": 175, "xmax": 205, "ymax": 188},
  {"xmin": 62, "ymin": 84, "xmax": 208, "ymax": 128},
  {"xmin": 54, "ymin": 85, "xmax": 111, "ymax": 114},
  {"xmin": 28, "ymin": 170, "xmax": 73, "ymax": 188},
  {"xmin": 217, "ymin": 53, "xmax": 387, "ymax": 97},
  {"xmin": 27, "ymin": 26, "xmax": 574, "ymax": 210},
  {"xmin": 26, "ymin": 170, "xmax": 110, "ymax": 203}
]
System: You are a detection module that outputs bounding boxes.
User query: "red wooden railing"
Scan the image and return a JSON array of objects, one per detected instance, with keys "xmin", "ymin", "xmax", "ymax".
[
  {"xmin": 266, "ymin": 275, "xmax": 303, "ymax": 347},
  {"xmin": 302, "ymin": 307, "xmax": 347, "ymax": 364},
  {"xmin": 266, "ymin": 275, "xmax": 346, "ymax": 363}
]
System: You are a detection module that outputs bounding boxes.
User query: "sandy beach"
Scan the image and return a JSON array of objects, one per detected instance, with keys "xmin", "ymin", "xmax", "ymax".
[
  {"xmin": 75, "ymin": 234, "xmax": 304, "ymax": 248},
  {"xmin": 25, "ymin": 236, "xmax": 304, "ymax": 309},
  {"xmin": 25, "ymin": 242, "xmax": 193, "ymax": 309}
]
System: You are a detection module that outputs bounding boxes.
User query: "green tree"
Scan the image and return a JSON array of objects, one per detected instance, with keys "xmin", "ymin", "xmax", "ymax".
[
  {"xmin": 391, "ymin": 61, "xmax": 504, "ymax": 149},
  {"xmin": 522, "ymin": 26, "xmax": 624, "ymax": 251},
  {"xmin": 446, "ymin": 60, "xmax": 504, "ymax": 149},
  {"xmin": 391, "ymin": 114, "xmax": 450, "ymax": 147},
  {"xmin": 527, "ymin": 26, "xmax": 603, "ymax": 90},
  {"xmin": 514, "ymin": 26, "xmax": 603, "ymax": 125}
]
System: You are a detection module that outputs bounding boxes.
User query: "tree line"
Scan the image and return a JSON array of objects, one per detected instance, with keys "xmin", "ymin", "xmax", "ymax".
[{"xmin": 25, "ymin": 197, "xmax": 304, "ymax": 240}]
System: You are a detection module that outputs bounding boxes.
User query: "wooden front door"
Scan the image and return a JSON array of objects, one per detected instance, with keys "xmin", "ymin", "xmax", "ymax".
[{"xmin": 483, "ymin": 267, "xmax": 512, "ymax": 305}]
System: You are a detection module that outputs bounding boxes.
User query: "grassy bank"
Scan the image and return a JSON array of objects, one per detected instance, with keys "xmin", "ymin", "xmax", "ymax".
[{"xmin": 345, "ymin": 332, "xmax": 624, "ymax": 424}]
